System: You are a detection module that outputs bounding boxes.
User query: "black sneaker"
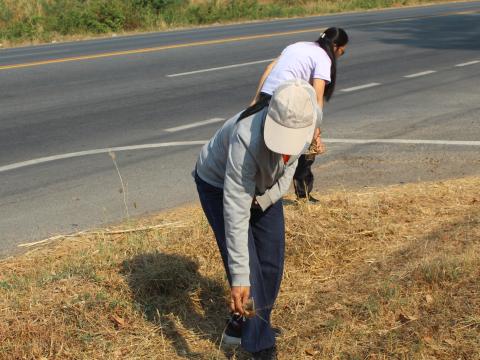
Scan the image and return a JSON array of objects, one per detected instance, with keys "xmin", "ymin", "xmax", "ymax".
[
  {"xmin": 297, "ymin": 195, "xmax": 320, "ymax": 204},
  {"xmin": 222, "ymin": 314, "xmax": 242, "ymax": 345},
  {"xmin": 272, "ymin": 327, "xmax": 283, "ymax": 337},
  {"xmin": 306, "ymin": 195, "xmax": 320, "ymax": 204},
  {"xmin": 251, "ymin": 346, "xmax": 277, "ymax": 360}
]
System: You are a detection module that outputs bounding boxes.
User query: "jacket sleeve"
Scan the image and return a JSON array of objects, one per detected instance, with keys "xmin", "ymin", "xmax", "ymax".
[
  {"xmin": 255, "ymin": 159, "xmax": 298, "ymax": 211},
  {"xmin": 223, "ymin": 131, "xmax": 258, "ymax": 287}
]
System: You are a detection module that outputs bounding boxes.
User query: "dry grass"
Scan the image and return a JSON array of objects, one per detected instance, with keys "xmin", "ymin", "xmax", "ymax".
[{"xmin": 1, "ymin": 176, "xmax": 479, "ymax": 359}]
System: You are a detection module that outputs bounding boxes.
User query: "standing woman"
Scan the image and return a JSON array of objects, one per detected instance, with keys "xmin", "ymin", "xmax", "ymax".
[
  {"xmin": 250, "ymin": 27, "xmax": 349, "ymax": 202},
  {"xmin": 195, "ymin": 80, "xmax": 319, "ymax": 359}
]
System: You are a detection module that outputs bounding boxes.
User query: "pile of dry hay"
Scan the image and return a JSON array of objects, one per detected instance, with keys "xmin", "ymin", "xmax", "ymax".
[{"xmin": 0, "ymin": 176, "xmax": 479, "ymax": 359}]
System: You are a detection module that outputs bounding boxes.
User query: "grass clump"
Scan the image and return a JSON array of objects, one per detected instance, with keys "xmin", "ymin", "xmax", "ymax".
[
  {"xmin": 0, "ymin": 176, "xmax": 479, "ymax": 358},
  {"xmin": 1, "ymin": 0, "xmax": 449, "ymax": 46}
]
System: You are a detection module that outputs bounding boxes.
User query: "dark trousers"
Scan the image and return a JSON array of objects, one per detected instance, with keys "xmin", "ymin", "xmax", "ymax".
[
  {"xmin": 293, "ymin": 154, "xmax": 315, "ymax": 198},
  {"xmin": 195, "ymin": 172, "xmax": 285, "ymax": 353}
]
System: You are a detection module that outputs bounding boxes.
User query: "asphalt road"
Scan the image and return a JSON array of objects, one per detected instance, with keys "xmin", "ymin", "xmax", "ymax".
[{"xmin": 1, "ymin": 1, "xmax": 479, "ymax": 256}]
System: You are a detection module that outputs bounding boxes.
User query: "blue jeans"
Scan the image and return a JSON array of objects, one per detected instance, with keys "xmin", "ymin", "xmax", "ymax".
[{"xmin": 195, "ymin": 172, "xmax": 285, "ymax": 353}]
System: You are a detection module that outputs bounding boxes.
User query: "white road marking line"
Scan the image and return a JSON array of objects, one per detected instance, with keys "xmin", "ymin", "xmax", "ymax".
[
  {"xmin": 403, "ymin": 70, "xmax": 436, "ymax": 78},
  {"xmin": 2, "ymin": 138, "xmax": 480, "ymax": 174},
  {"xmin": 164, "ymin": 117, "xmax": 225, "ymax": 132},
  {"xmin": 167, "ymin": 58, "xmax": 275, "ymax": 77},
  {"xmin": 455, "ymin": 60, "xmax": 480, "ymax": 67},
  {"xmin": 340, "ymin": 83, "xmax": 381, "ymax": 92},
  {"xmin": 323, "ymin": 138, "xmax": 480, "ymax": 146},
  {"xmin": 0, "ymin": 141, "xmax": 207, "ymax": 173}
]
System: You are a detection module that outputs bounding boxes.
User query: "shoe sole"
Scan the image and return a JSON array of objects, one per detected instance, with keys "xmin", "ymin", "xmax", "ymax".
[{"xmin": 222, "ymin": 333, "xmax": 241, "ymax": 346}]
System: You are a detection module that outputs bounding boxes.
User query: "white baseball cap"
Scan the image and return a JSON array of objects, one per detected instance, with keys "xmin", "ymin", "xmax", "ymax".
[{"xmin": 264, "ymin": 79, "xmax": 317, "ymax": 155}]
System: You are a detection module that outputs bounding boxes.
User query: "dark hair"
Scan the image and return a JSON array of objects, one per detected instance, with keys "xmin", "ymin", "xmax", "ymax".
[{"xmin": 316, "ymin": 27, "xmax": 349, "ymax": 101}]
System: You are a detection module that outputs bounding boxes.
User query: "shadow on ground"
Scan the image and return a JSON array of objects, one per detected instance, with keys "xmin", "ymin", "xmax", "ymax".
[
  {"xmin": 122, "ymin": 252, "xmax": 245, "ymax": 359},
  {"xmin": 365, "ymin": 13, "xmax": 480, "ymax": 51}
]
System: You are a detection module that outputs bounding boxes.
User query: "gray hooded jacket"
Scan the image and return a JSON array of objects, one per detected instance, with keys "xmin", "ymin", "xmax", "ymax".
[{"xmin": 196, "ymin": 108, "xmax": 301, "ymax": 286}]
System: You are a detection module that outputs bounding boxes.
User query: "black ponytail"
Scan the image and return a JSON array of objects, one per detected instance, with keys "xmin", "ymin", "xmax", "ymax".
[{"xmin": 316, "ymin": 27, "xmax": 349, "ymax": 101}]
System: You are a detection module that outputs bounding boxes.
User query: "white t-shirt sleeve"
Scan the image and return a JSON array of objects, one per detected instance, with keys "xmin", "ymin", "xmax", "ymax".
[
  {"xmin": 261, "ymin": 42, "xmax": 332, "ymax": 94},
  {"xmin": 312, "ymin": 50, "xmax": 332, "ymax": 83}
]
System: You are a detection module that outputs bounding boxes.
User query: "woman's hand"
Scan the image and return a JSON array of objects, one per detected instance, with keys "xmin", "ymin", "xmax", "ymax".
[
  {"xmin": 313, "ymin": 128, "xmax": 326, "ymax": 155},
  {"xmin": 230, "ymin": 286, "xmax": 250, "ymax": 315}
]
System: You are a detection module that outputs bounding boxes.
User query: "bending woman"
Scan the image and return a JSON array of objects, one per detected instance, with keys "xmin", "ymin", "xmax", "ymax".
[
  {"xmin": 250, "ymin": 27, "xmax": 349, "ymax": 202},
  {"xmin": 194, "ymin": 80, "xmax": 319, "ymax": 360}
]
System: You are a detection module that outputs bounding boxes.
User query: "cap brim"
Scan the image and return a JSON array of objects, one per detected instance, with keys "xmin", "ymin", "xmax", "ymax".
[{"xmin": 264, "ymin": 114, "xmax": 315, "ymax": 155}]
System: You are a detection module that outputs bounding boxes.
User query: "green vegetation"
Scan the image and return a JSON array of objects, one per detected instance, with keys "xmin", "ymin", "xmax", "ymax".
[{"xmin": 1, "ymin": 0, "xmax": 443, "ymax": 45}]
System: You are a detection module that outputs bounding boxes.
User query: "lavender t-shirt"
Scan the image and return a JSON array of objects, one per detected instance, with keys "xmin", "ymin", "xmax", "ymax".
[{"xmin": 261, "ymin": 42, "xmax": 331, "ymax": 96}]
